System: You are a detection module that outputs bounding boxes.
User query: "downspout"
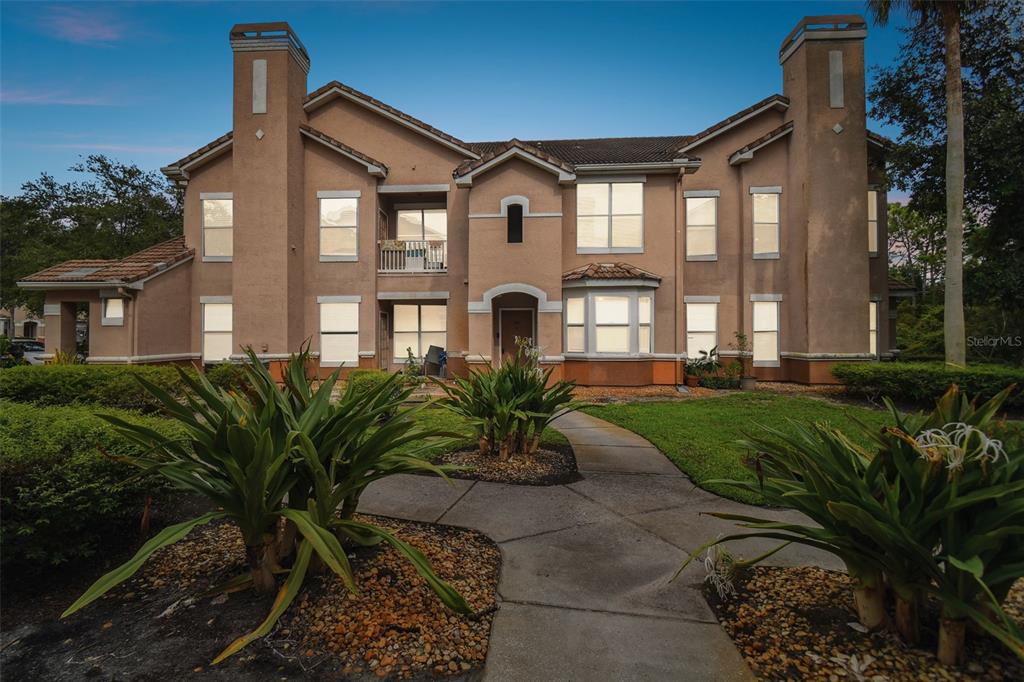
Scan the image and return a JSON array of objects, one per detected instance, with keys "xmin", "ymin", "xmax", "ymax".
[{"xmin": 126, "ymin": 288, "xmax": 139, "ymax": 364}]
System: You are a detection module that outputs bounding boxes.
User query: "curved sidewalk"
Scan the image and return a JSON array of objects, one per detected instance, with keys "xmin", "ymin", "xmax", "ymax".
[{"xmin": 358, "ymin": 410, "xmax": 837, "ymax": 681}]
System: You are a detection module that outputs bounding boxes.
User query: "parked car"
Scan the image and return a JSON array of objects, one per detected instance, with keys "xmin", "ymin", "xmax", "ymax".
[{"xmin": 10, "ymin": 339, "xmax": 46, "ymax": 365}]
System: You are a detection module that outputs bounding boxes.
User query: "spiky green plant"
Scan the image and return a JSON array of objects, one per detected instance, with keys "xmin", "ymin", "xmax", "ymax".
[{"xmin": 64, "ymin": 345, "xmax": 471, "ymax": 664}]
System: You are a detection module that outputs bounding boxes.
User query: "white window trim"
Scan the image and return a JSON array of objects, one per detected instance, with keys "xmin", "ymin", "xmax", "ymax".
[
  {"xmin": 750, "ymin": 188, "xmax": 781, "ymax": 260},
  {"xmin": 751, "ymin": 299, "xmax": 781, "ymax": 368},
  {"xmin": 576, "ymin": 181, "xmax": 645, "ymax": 255},
  {"xmin": 200, "ymin": 297, "xmax": 233, "ymax": 364},
  {"xmin": 318, "ymin": 191, "xmax": 360, "ymax": 263},
  {"xmin": 868, "ymin": 189, "xmax": 880, "ymax": 257},
  {"xmin": 684, "ymin": 190, "xmax": 719, "ymax": 262},
  {"xmin": 562, "ymin": 287, "xmax": 655, "ymax": 358},
  {"xmin": 392, "ymin": 303, "xmax": 448, "ymax": 361},
  {"xmin": 685, "ymin": 301, "xmax": 718, "ymax": 359},
  {"xmin": 319, "ymin": 297, "xmax": 360, "ymax": 367},
  {"xmin": 100, "ymin": 297, "xmax": 125, "ymax": 326},
  {"xmin": 200, "ymin": 192, "xmax": 233, "ymax": 263}
]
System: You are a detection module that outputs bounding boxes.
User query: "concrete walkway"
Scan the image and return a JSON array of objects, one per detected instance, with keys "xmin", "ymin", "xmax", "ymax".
[{"xmin": 358, "ymin": 410, "xmax": 839, "ymax": 681}]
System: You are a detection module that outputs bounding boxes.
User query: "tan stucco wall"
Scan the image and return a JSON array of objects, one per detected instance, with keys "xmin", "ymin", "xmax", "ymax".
[{"xmin": 136, "ymin": 260, "xmax": 192, "ymax": 358}]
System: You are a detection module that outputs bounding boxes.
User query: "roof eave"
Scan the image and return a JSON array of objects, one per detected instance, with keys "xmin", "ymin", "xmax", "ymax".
[
  {"xmin": 678, "ymin": 98, "xmax": 790, "ymax": 154},
  {"xmin": 299, "ymin": 127, "xmax": 388, "ymax": 178},
  {"xmin": 454, "ymin": 146, "xmax": 576, "ymax": 187}
]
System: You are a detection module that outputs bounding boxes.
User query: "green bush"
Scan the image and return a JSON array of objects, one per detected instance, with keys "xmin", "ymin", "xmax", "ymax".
[
  {"xmin": 832, "ymin": 361, "xmax": 1024, "ymax": 409},
  {"xmin": 0, "ymin": 364, "xmax": 190, "ymax": 412},
  {"xmin": 204, "ymin": 362, "xmax": 251, "ymax": 393},
  {"xmin": 0, "ymin": 401, "xmax": 180, "ymax": 569},
  {"xmin": 347, "ymin": 368, "xmax": 393, "ymax": 396},
  {"xmin": 698, "ymin": 376, "xmax": 740, "ymax": 389}
]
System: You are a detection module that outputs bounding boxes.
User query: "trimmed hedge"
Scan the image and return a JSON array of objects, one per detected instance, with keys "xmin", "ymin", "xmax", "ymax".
[
  {"xmin": 0, "ymin": 401, "xmax": 182, "ymax": 568},
  {"xmin": 347, "ymin": 368, "xmax": 393, "ymax": 396},
  {"xmin": 832, "ymin": 361, "xmax": 1024, "ymax": 409},
  {"xmin": 0, "ymin": 363, "xmax": 250, "ymax": 412}
]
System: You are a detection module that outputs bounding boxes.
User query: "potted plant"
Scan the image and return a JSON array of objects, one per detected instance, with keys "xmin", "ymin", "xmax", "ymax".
[
  {"xmin": 731, "ymin": 332, "xmax": 756, "ymax": 390},
  {"xmin": 684, "ymin": 359, "xmax": 702, "ymax": 387}
]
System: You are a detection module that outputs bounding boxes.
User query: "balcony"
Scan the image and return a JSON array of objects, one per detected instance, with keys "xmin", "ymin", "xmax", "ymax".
[{"xmin": 378, "ymin": 240, "xmax": 447, "ymax": 274}]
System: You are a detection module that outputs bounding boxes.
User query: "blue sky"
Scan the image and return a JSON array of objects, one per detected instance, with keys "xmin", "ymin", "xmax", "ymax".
[{"xmin": 0, "ymin": 1, "xmax": 910, "ymax": 196}]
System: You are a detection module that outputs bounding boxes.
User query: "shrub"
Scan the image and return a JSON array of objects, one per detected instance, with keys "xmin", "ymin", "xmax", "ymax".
[
  {"xmin": 347, "ymin": 368, "xmax": 392, "ymax": 396},
  {"xmin": 698, "ymin": 375, "xmax": 740, "ymax": 389},
  {"xmin": 204, "ymin": 362, "xmax": 251, "ymax": 394},
  {"xmin": 0, "ymin": 401, "xmax": 180, "ymax": 570},
  {"xmin": 437, "ymin": 338, "xmax": 581, "ymax": 459},
  {"xmin": 832, "ymin": 361, "xmax": 1024, "ymax": 409},
  {"xmin": 0, "ymin": 364, "xmax": 192, "ymax": 412}
]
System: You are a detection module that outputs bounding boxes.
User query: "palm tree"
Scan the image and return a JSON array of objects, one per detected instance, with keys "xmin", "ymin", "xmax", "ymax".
[{"xmin": 867, "ymin": 0, "xmax": 974, "ymax": 368}]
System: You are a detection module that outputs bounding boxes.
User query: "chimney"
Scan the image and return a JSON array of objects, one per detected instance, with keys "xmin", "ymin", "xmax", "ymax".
[
  {"xmin": 228, "ymin": 22, "xmax": 309, "ymax": 359},
  {"xmin": 780, "ymin": 16, "xmax": 871, "ymax": 356}
]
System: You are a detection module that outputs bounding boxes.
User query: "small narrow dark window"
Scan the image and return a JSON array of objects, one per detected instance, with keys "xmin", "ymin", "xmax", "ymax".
[{"xmin": 507, "ymin": 204, "xmax": 523, "ymax": 243}]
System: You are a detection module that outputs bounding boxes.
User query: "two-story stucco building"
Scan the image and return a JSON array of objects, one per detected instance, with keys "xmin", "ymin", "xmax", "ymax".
[{"xmin": 20, "ymin": 15, "xmax": 892, "ymax": 385}]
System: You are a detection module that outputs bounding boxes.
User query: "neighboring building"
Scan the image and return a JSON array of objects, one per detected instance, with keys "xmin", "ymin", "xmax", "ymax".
[
  {"xmin": 19, "ymin": 16, "xmax": 893, "ymax": 384},
  {"xmin": 0, "ymin": 306, "xmax": 45, "ymax": 340}
]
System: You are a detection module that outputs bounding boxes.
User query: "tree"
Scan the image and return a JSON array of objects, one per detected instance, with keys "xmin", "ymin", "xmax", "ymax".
[
  {"xmin": 0, "ymin": 156, "xmax": 183, "ymax": 315},
  {"xmin": 870, "ymin": 1, "xmax": 1023, "ymax": 367},
  {"xmin": 867, "ymin": 1, "xmax": 976, "ymax": 369},
  {"xmin": 887, "ymin": 203, "xmax": 946, "ymax": 298}
]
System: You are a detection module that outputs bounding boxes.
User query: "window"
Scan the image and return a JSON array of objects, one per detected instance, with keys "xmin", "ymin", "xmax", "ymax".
[
  {"xmin": 752, "ymin": 192, "xmax": 780, "ymax": 257},
  {"xmin": 202, "ymin": 302, "xmax": 232, "ymax": 363},
  {"xmin": 320, "ymin": 196, "xmax": 358, "ymax": 259},
  {"xmin": 594, "ymin": 296, "xmax": 630, "ymax": 352},
  {"xmin": 507, "ymin": 203, "xmax": 523, "ymax": 243},
  {"xmin": 320, "ymin": 302, "xmax": 359, "ymax": 365},
  {"xmin": 563, "ymin": 289, "xmax": 653, "ymax": 355},
  {"xmin": 577, "ymin": 182, "xmax": 643, "ymax": 252},
  {"xmin": 638, "ymin": 295, "xmax": 652, "ymax": 353},
  {"xmin": 868, "ymin": 190, "xmax": 879, "ymax": 254},
  {"xmin": 869, "ymin": 301, "xmax": 879, "ymax": 357},
  {"xmin": 752, "ymin": 301, "xmax": 780, "ymax": 365},
  {"xmin": 393, "ymin": 304, "xmax": 446, "ymax": 360},
  {"xmin": 565, "ymin": 297, "xmax": 585, "ymax": 353},
  {"xmin": 102, "ymin": 298, "xmax": 125, "ymax": 326},
  {"xmin": 202, "ymin": 197, "xmax": 233, "ymax": 260},
  {"xmin": 686, "ymin": 303, "xmax": 718, "ymax": 359},
  {"xmin": 686, "ymin": 196, "xmax": 717, "ymax": 259},
  {"xmin": 397, "ymin": 208, "xmax": 447, "ymax": 241},
  {"xmin": 22, "ymin": 321, "xmax": 37, "ymax": 339}
]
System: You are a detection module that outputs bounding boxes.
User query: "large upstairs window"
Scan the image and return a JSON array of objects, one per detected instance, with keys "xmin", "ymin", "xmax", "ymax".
[
  {"xmin": 319, "ymin": 193, "xmax": 358, "ymax": 261},
  {"xmin": 397, "ymin": 208, "xmax": 447, "ymax": 242},
  {"xmin": 868, "ymin": 190, "xmax": 879, "ymax": 255},
  {"xmin": 201, "ymin": 194, "xmax": 233, "ymax": 261},
  {"xmin": 751, "ymin": 188, "xmax": 780, "ymax": 258},
  {"xmin": 576, "ymin": 182, "xmax": 643, "ymax": 253},
  {"xmin": 685, "ymin": 193, "xmax": 718, "ymax": 260}
]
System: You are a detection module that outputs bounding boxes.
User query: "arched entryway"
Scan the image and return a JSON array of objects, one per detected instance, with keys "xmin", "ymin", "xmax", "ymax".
[{"xmin": 492, "ymin": 292, "xmax": 537, "ymax": 361}]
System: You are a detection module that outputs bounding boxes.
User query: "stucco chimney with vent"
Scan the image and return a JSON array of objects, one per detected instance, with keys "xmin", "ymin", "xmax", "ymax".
[
  {"xmin": 780, "ymin": 15, "xmax": 871, "ymax": 360},
  {"xmin": 229, "ymin": 22, "xmax": 309, "ymax": 361}
]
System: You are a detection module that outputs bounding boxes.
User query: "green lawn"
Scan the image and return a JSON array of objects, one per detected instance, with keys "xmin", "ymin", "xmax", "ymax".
[
  {"xmin": 582, "ymin": 393, "xmax": 897, "ymax": 505},
  {"xmin": 394, "ymin": 405, "xmax": 569, "ymax": 460}
]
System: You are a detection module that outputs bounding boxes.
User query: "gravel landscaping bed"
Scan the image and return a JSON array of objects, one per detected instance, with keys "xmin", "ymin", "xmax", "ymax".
[
  {"xmin": 709, "ymin": 565, "xmax": 1024, "ymax": 681},
  {"xmin": 435, "ymin": 443, "xmax": 580, "ymax": 485},
  {"xmin": 1, "ymin": 514, "xmax": 500, "ymax": 681}
]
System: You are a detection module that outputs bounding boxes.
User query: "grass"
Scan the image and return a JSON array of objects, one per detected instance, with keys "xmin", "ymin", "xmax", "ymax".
[
  {"xmin": 582, "ymin": 393, "xmax": 896, "ymax": 505},
  {"xmin": 394, "ymin": 404, "xmax": 570, "ymax": 460}
]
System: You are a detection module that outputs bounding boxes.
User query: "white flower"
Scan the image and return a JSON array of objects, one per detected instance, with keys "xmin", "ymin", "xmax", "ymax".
[
  {"xmin": 915, "ymin": 422, "xmax": 1006, "ymax": 471},
  {"xmin": 703, "ymin": 545, "xmax": 737, "ymax": 600}
]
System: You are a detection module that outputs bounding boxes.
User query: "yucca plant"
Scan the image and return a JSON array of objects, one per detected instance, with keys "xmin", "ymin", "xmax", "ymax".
[
  {"xmin": 64, "ymin": 346, "xmax": 472, "ymax": 665},
  {"xmin": 678, "ymin": 385, "xmax": 1024, "ymax": 666}
]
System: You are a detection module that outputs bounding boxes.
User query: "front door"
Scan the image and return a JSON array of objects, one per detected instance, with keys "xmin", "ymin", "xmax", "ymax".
[{"xmin": 499, "ymin": 309, "xmax": 534, "ymax": 360}]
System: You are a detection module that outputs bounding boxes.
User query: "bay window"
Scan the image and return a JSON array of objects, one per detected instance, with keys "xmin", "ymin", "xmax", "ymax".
[
  {"xmin": 576, "ymin": 181, "xmax": 643, "ymax": 252},
  {"xmin": 563, "ymin": 288, "xmax": 655, "ymax": 356},
  {"xmin": 201, "ymin": 194, "xmax": 233, "ymax": 260},
  {"xmin": 393, "ymin": 304, "xmax": 447, "ymax": 360},
  {"xmin": 319, "ymin": 299, "xmax": 359, "ymax": 366},
  {"xmin": 319, "ymin": 192, "xmax": 358, "ymax": 260}
]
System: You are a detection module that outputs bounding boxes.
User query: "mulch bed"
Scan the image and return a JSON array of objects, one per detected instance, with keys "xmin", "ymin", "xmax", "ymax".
[
  {"xmin": 435, "ymin": 443, "xmax": 580, "ymax": 486},
  {"xmin": 708, "ymin": 565, "xmax": 1024, "ymax": 681},
  {"xmin": 1, "ymin": 514, "xmax": 500, "ymax": 681}
]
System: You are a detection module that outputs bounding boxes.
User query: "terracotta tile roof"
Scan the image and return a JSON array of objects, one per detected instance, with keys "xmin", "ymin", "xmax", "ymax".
[
  {"xmin": 20, "ymin": 237, "xmax": 193, "ymax": 285},
  {"xmin": 678, "ymin": 94, "xmax": 790, "ymax": 152},
  {"xmin": 563, "ymin": 262, "xmax": 662, "ymax": 282},
  {"xmin": 455, "ymin": 138, "xmax": 576, "ymax": 178},
  {"xmin": 305, "ymin": 80, "xmax": 477, "ymax": 155},
  {"xmin": 731, "ymin": 121, "xmax": 794, "ymax": 158},
  {"xmin": 299, "ymin": 124, "xmax": 389, "ymax": 175},
  {"xmin": 162, "ymin": 131, "xmax": 233, "ymax": 173},
  {"xmin": 468, "ymin": 135, "xmax": 693, "ymax": 167}
]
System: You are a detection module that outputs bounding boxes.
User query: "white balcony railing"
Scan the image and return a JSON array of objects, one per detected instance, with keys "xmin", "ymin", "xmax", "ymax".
[{"xmin": 378, "ymin": 240, "xmax": 447, "ymax": 273}]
